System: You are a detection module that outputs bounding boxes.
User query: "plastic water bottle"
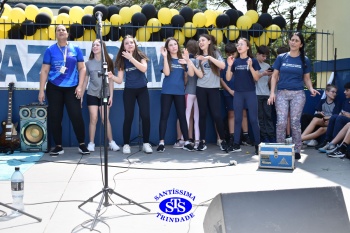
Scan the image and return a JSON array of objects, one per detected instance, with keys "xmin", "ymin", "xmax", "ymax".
[{"xmin": 11, "ymin": 167, "xmax": 24, "ymax": 213}]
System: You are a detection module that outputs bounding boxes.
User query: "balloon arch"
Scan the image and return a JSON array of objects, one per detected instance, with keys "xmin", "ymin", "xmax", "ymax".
[{"xmin": 0, "ymin": 3, "xmax": 286, "ymax": 46}]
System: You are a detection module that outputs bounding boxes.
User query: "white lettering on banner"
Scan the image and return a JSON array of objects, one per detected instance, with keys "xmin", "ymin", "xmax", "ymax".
[{"xmin": 0, "ymin": 39, "xmax": 166, "ymax": 89}]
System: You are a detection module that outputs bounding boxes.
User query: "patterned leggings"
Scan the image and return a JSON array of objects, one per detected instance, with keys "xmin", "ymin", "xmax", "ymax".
[{"xmin": 275, "ymin": 90, "xmax": 306, "ymax": 152}]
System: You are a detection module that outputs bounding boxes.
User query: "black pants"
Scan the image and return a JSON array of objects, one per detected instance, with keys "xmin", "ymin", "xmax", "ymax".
[
  {"xmin": 46, "ymin": 81, "xmax": 85, "ymax": 146},
  {"xmin": 159, "ymin": 94, "xmax": 189, "ymax": 141},
  {"xmin": 196, "ymin": 86, "xmax": 225, "ymax": 141},
  {"xmin": 257, "ymin": 95, "xmax": 275, "ymax": 139},
  {"xmin": 123, "ymin": 86, "xmax": 151, "ymax": 144}
]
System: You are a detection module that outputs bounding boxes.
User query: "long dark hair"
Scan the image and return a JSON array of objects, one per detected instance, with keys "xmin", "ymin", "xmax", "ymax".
[
  {"xmin": 164, "ymin": 37, "xmax": 184, "ymax": 71},
  {"xmin": 291, "ymin": 32, "xmax": 306, "ymax": 70},
  {"xmin": 89, "ymin": 39, "xmax": 114, "ymax": 75},
  {"xmin": 198, "ymin": 34, "xmax": 220, "ymax": 76},
  {"xmin": 115, "ymin": 35, "xmax": 149, "ymax": 71}
]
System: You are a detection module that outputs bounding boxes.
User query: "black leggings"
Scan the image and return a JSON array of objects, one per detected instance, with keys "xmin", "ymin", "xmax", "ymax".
[
  {"xmin": 123, "ymin": 86, "xmax": 151, "ymax": 144},
  {"xmin": 46, "ymin": 81, "xmax": 85, "ymax": 145},
  {"xmin": 196, "ymin": 86, "xmax": 225, "ymax": 141},
  {"xmin": 159, "ymin": 94, "xmax": 189, "ymax": 141}
]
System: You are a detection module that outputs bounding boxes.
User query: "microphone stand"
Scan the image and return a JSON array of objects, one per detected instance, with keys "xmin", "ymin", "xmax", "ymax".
[{"xmin": 78, "ymin": 12, "xmax": 150, "ymax": 231}]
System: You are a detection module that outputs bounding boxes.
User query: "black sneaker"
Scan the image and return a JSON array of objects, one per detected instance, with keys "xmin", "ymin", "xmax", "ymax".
[
  {"xmin": 183, "ymin": 143, "xmax": 195, "ymax": 152},
  {"xmin": 197, "ymin": 140, "xmax": 207, "ymax": 151},
  {"xmin": 242, "ymin": 134, "xmax": 252, "ymax": 146},
  {"xmin": 255, "ymin": 145, "xmax": 259, "ymax": 155},
  {"xmin": 220, "ymin": 140, "xmax": 228, "ymax": 151},
  {"xmin": 327, "ymin": 144, "xmax": 346, "ymax": 158},
  {"xmin": 79, "ymin": 144, "xmax": 90, "ymax": 155},
  {"xmin": 315, "ymin": 140, "xmax": 327, "ymax": 150},
  {"xmin": 50, "ymin": 146, "xmax": 64, "ymax": 156},
  {"xmin": 157, "ymin": 144, "xmax": 165, "ymax": 153},
  {"xmin": 295, "ymin": 152, "xmax": 301, "ymax": 160},
  {"xmin": 231, "ymin": 143, "xmax": 241, "ymax": 152}
]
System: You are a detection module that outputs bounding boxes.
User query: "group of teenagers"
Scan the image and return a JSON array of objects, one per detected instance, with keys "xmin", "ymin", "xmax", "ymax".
[{"xmin": 40, "ymin": 24, "xmax": 348, "ymax": 161}]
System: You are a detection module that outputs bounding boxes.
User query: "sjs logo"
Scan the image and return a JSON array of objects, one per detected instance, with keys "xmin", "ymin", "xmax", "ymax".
[
  {"xmin": 154, "ymin": 189, "xmax": 196, "ymax": 223},
  {"xmin": 159, "ymin": 198, "xmax": 192, "ymax": 215}
]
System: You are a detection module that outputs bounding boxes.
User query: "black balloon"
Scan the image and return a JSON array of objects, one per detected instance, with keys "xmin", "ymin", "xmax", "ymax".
[
  {"xmin": 82, "ymin": 14, "xmax": 95, "ymax": 30},
  {"xmin": 69, "ymin": 23, "xmax": 84, "ymax": 39},
  {"xmin": 225, "ymin": 9, "xmax": 239, "ymax": 26},
  {"xmin": 93, "ymin": 4, "xmax": 108, "ymax": 21},
  {"xmin": 149, "ymin": 31, "xmax": 161, "ymax": 41},
  {"xmin": 193, "ymin": 9, "xmax": 201, "ymax": 15},
  {"xmin": 35, "ymin": 12, "xmax": 52, "ymax": 29},
  {"xmin": 142, "ymin": 4, "xmax": 157, "ymax": 21},
  {"xmin": 237, "ymin": 10, "xmax": 243, "ymax": 17},
  {"xmin": 272, "ymin": 15, "xmax": 286, "ymax": 29},
  {"xmin": 107, "ymin": 6, "xmax": 120, "ymax": 21},
  {"xmin": 180, "ymin": 6, "xmax": 193, "ymax": 23},
  {"xmin": 14, "ymin": 3, "xmax": 26, "ymax": 11},
  {"xmin": 8, "ymin": 24, "xmax": 24, "ymax": 39},
  {"xmin": 20, "ymin": 20, "xmax": 37, "ymax": 36},
  {"xmin": 160, "ymin": 24, "xmax": 174, "ymax": 40},
  {"xmin": 216, "ymin": 14, "xmax": 230, "ymax": 28},
  {"xmin": 131, "ymin": 12, "xmax": 147, "ymax": 27},
  {"xmin": 194, "ymin": 28, "xmax": 208, "ymax": 40},
  {"xmin": 171, "ymin": 14, "xmax": 185, "ymax": 28},
  {"xmin": 258, "ymin": 13, "xmax": 272, "ymax": 28},
  {"xmin": 58, "ymin": 6, "xmax": 70, "ymax": 15},
  {"xmin": 249, "ymin": 23, "xmax": 264, "ymax": 37},
  {"xmin": 239, "ymin": 30, "xmax": 250, "ymax": 40},
  {"xmin": 120, "ymin": 23, "xmax": 136, "ymax": 38},
  {"xmin": 109, "ymin": 26, "xmax": 121, "ymax": 41}
]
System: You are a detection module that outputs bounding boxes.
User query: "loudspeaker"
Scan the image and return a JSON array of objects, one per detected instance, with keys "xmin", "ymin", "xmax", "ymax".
[
  {"xmin": 20, "ymin": 104, "xmax": 48, "ymax": 152},
  {"xmin": 203, "ymin": 186, "xmax": 350, "ymax": 233}
]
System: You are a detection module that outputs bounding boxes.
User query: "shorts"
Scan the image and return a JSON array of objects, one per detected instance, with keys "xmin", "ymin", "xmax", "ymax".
[
  {"xmin": 224, "ymin": 95, "xmax": 233, "ymax": 111},
  {"xmin": 87, "ymin": 94, "xmax": 110, "ymax": 107}
]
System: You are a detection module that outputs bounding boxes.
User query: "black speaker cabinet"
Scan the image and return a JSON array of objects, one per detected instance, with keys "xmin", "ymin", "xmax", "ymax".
[
  {"xmin": 20, "ymin": 104, "xmax": 48, "ymax": 152},
  {"xmin": 203, "ymin": 186, "xmax": 350, "ymax": 233}
]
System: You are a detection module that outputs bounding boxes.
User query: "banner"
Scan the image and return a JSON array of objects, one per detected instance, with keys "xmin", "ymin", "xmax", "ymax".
[{"xmin": 0, "ymin": 39, "xmax": 166, "ymax": 89}]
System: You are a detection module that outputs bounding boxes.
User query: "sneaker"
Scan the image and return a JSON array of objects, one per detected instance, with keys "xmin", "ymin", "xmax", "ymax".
[
  {"xmin": 109, "ymin": 140, "xmax": 120, "ymax": 151},
  {"xmin": 194, "ymin": 140, "xmax": 200, "ymax": 150},
  {"xmin": 50, "ymin": 146, "xmax": 64, "ymax": 156},
  {"xmin": 173, "ymin": 139, "xmax": 185, "ymax": 148},
  {"xmin": 307, "ymin": 139, "xmax": 318, "ymax": 147},
  {"xmin": 79, "ymin": 144, "xmax": 90, "ymax": 155},
  {"xmin": 230, "ymin": 143, "xmax": 242, "ymax": 153},
  {"xmin": 242, "ymin": 134, "xmax": 252, "ymax": 146},
  {"xmin": 143, "ymin": 143, "xmax": 153, "ymax": 154},
  {"xmin": 319, "ymin": 142, "xmax": 335, "ymax": 153},
  {"xmin": 327, "ymin": 144, "xmax": 347, "ymax": 158},
  {"xmin": 255, "ymin": 145, "xmax": 259, "ymax": 155},
  {"xmin": 183, "ymin": 143, "xmax": 195, "ymax": 152},
  {"xmin": 217, "ymin": 139, "xmax": 222, "ymax": 146},
  {"xmin": 197, "ymin": 140, "xmax": 207, "ymax": 151},
  {"xmin": 87, "ymin": 142, "xmax": 95, "ymax": 152},
  {"xmin": 285, "ymin": 136, "xmax": 293, "ymax": 144},
  {"xmin": 123, "ymin": 144, "xmax": 131, "ymax": 154},
  {"xmin": 157, "ymin": 144, "xmax": 165, "ymax": 153},
  {"xmin": 220, "ymin": 140, "xmax": 228, "ymax": 151},
  {"xmin": 302, "ymin": 140, "xmax": 310, "ymax": 145},
  {"xmin": 315, "ymin": 140, "xmax": 328, "ymax": 150},
  {"xmin": 326, "ymin": 145, "xmax": 339, "ymax": 154},
  {"xmin": 295, "ymin": 152, "xmax": 301, "ymax": 160}
]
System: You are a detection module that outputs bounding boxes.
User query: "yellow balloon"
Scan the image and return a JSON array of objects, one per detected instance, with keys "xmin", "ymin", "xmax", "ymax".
[
  {"xmin": 69, "ymin": 6, "xmax": 84, "ymax": 23},
  {"xmin": 24, "ymin": 35, "xmax": 34, "ymax": 40},
  {"xmin": 174, "ymin": 30, "xmax": 185, "ymax": 45},
  {"xmin": 84, "ymin": 6, "xmax": 94, "ymax": 15},
  {"xmin": 2, "ymin": 4, "xmax": 12, "ymax": 18},
  {"xmin": 209, "ymin": 29, "xmax": 223, "ymax": 45},
  {"xmin": 0, "ymin": 17, "xmax": 12, "ymax": 32},
  {"xmin": 56, "ymin": 13, "xmax": 70, "ymax": 27},
  {"xmin": 146, "ymin": 18, "xmax": 161, "ymax": 33},
  {"xmin": 136, "ymin": 27, "xmax": 151, "ymax": 41},
  {"xmin": 39, "ymin": 7, "xmax": 53, "ymax": 19},
  {"xmin": 224, "ymin": 25, "xmax": 239, "ymax": 41},
  {"xmin": 101, "ymin": 20, "xmax": 111, "ymax": 36},
  {"xmin": 204, "ymin": 10, "xmax": 217, "ymax": 27},
  {"xmin": 0, "ymin": 30, "xmax": 7, "ymax": 39},
  {"xmin": 130, "ymin": 5, "xmax": 142, "ymax": 14},
  {"xmin": 119, "ymin": 7, "xmax": 132, "ymax": 24},
  {"xmin": 33, "ymin": 28, "xmax": 49, "ymax": 40},
  {"xmin": 158, "ymin": 8, "xmax": 172, "ymax": 24},
  {"xmin": 245, "ymin": 10, "xmax": 259, "ymax": 24},
  {"xmin": 48, "ymin": 25, "xmax": 56, "ymax": 40},
  {"xmin": 254, "ymin": 32, "xmax": 269, "ymax": 46},
  {"xmin": 192, "ymin": 12, "xmax": 206, "ymax": 28},
  {"xmin": 110, "ymin": 14, "xmax": 123, "ymax": 26},
  {"xmin": 25, "ymin": 5, "xmax": 39, "ymax": 21},
  {"xmin": 83, "ymin": 29, "xmax": 96, "ymax": 41},
  {"xmin": 236, "ymin": 15, "xmax": 253, "ymax": 30},
  {"xmin": 183, "ymin": 22, "xmax": 196, "ymax": 38},
  {"xmin": 170, "ymin": 9, "xmax": 179, "ymax": 16},
  {"xmin": 10, "ymin": 8, "xmax": 25, "ymax": 24},
  {"xmin": 266, "ymin": 24, "xmax": 281, "ymax": 39}
]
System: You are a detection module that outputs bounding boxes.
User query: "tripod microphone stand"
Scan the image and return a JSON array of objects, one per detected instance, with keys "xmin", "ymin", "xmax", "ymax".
[
  {"xmin": 0, "ymin": 202, "xmax": 42, "ymax": 222},
  {"xmin": 78, "ymin": 11, "xmax": 150, "ymax": 231}
]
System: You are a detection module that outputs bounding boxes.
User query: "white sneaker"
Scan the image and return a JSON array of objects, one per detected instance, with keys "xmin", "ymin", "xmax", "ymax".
[
  {"xmin": 87, "ymin": 142, "xmax": 95, "ymax": 152},
  {"xmin": 109, "ymin": 140, "xmax": 120, "ymax": 151},
  {"xmin": 194, "ymin": 140, "xmax": 200, "ymax": 149},
  {"xmin": 307, "ymin": 139, "xmax": 318, "ymax": 147},
  {"xmin": 217, "ymin": 139, "xmax": 222, "ymax": 146},
  {"xmin": 302, "ymin": 140, "xmax": 310, "ymax": 145},
  {"xmin": 123, "ymin": 144, "xmax": 131, "ymax": 154},
  {"xmin": 173, "ymin": 139, "xmax": 185, "ymax": 148},
  {"xmin": 285, "ymin": 137, "xmax": 293, "ymax": 144},
  {"xmin": 143, "ymin": 143, "xmax": 153, "ymax": 154}
]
